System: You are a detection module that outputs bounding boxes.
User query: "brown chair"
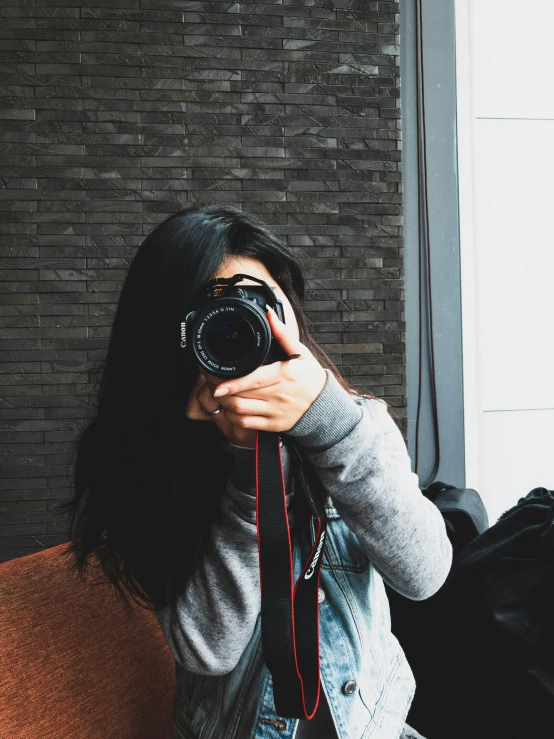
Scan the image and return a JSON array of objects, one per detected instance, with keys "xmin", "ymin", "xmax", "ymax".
[{"xmin": 0, "ymin": 543, "xmax": 176, "ymax": 739}]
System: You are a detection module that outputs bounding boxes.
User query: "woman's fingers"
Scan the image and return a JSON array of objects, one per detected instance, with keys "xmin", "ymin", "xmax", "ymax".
[
  {"xmin": 218, "ymin": 394, "xmax": 269, "ymax": 417},
  {"xmin": 185, "ymin": 374, "xmax": 223, "ymax": 421},
  {"xmin": 184, "ymin": 372, "xmax": 261, "ymax": 446},
  {"xmin": 265, "ymin": 305, "xmax": 306, "ymax": 357},
  {"xmin": 185, "ymin": 375, "xmax": 266, "ymax": 429},
  {"xmin": 210, "ymin": 361, "xmax": 283, "ymax": 399},
  {"xmin": 203, "ymin": 376, "xmax": 280, "ymax": 401},
  {"xmin": 221, "ymin": 410, "xmax": 271, "ymax": 430},
  {"xmin": 196, "ymin": 381, "xmax": 224, "ymax": 414}
]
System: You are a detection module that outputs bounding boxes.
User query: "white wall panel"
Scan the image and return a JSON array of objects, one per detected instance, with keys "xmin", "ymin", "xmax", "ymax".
[
  {"xmin": 481, "ymin": 409, "xmax": 554, "ymax": 524},
  {"xmin": 457, "ymin": 0, "xmax": 554, "ymax": 521},
  {"xmin": 473, "ymin": 118, "xmax": 554, "ymax": 411},
  {"xmin": 471, "ymin": 0, "xmax": 554, "ymax": 119}
]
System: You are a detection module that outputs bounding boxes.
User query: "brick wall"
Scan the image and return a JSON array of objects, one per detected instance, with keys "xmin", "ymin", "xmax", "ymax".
[{"xmin": 0, "ymin": 0, "xmax": 403, "ymax": 562}]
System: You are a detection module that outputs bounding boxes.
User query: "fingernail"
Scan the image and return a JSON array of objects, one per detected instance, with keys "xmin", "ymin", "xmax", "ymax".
[{"xmin": 213, "ymin": 386, "xmax": 229, "ymax": 398}]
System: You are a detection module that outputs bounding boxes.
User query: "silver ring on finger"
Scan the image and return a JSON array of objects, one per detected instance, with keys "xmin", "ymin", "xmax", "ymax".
[{"xmin": 205, "ymin": 405, "xmax": 224, "ymax": 416}]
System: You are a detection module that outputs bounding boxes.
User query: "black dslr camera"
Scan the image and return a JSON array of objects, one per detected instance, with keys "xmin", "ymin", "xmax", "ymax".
[{"xmin": 180, "ymin": 273, "xmax": 289, "ymax": 378}]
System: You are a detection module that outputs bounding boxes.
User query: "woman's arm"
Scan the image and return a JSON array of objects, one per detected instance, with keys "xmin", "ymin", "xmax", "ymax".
[
  {"xmin": 285, "ymin": 369, "xmax": 453, "ymax": 601},
  {"xmin": 154, "ymin": 441, "xmax": 296, "ymax": 676}
]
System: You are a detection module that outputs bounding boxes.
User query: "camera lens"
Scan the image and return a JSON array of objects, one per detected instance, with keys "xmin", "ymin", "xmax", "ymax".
[
  {"xmin": 204, "ymin": 315, "xmax": 254, "ymax": 363},
  {"xmin": 189, "ymin": 297, "xmax": 272, "ymax": 378}
]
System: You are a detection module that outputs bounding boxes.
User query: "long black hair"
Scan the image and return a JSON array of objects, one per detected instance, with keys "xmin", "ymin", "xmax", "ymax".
[{"xmin": 58, "ymin": 203, "xmax": 391, "ymax": 624}]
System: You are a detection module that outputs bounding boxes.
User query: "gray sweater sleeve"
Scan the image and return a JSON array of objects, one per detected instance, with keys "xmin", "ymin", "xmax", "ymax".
[
  {"xmin": 285, "ymin": 369, "xmax": 453, "ymax": 601},
  {"xmin": 155, "ymin": 370, "xmax": 453, "ymax": 675}
]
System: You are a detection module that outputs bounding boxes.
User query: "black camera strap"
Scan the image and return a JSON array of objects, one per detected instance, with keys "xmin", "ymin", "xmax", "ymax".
[{"xmin": 255, "ymin": 429, "xmax": 328, "ymax": 719}]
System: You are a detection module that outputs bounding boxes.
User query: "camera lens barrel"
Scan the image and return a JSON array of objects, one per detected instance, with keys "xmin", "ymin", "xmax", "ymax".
[{"xmin": 189, "ymin": 297, "xmax": 272, "ymax": 378}]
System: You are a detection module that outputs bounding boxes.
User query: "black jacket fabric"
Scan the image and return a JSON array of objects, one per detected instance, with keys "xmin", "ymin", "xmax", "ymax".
[{"xmin": 386, "ymin": 486, "xmax": 554, "ymax": 739}]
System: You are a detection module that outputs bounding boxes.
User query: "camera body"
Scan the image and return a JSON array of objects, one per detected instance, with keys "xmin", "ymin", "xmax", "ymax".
[{"xmin": 180, "ymin": 273, "xmax": 289, "ymax": 379}]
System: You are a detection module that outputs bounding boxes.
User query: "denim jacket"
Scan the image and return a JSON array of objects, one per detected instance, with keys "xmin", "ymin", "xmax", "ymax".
[{"xmin": 171, "ymin": 496, "xmax": 416, "ymax": 739}]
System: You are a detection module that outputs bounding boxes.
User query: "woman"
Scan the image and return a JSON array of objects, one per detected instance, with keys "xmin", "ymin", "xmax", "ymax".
[{"xmin": 59, "ymin": 204, "xmax": 452, "ymax": 739}]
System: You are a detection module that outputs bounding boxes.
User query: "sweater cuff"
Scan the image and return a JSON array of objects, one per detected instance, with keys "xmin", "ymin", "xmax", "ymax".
[{"xmin": 284, "ymin": 369, "xmax": 363, "ymax": 452}]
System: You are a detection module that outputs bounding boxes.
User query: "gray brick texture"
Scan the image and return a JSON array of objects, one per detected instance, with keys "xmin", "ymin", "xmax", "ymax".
[{"xmin": 0, "ymin": 0, "xmax": 404, "ymax": 562}]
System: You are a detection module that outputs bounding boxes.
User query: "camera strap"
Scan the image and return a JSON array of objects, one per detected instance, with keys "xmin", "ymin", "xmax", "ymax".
[{"xmin": 255, "ymin": 429, "xmax": 328, "ymax": 719}]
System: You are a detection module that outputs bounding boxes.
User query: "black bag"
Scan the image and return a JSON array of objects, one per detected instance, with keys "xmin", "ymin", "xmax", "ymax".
[
  {"xmin": 421, "ymin": 480, "xmax": 489, "ymax": 557},
  {"xmin": 383, "ymin": 480, "xmax": 489, "ymax": 732},
  {"xmin": 385, "ymin": 479, "xmax": 489, "ymax": 640},
  {"xmin": 384, "ymin": 479, "xmax": 489, "ymax": 631},
  {"xmin": 467, "ymin": 487, "xmax": 554, "ymax": 666},
  {"xmin": 405, "ymin": 486, "xmax": 554, "ymax": 738}
]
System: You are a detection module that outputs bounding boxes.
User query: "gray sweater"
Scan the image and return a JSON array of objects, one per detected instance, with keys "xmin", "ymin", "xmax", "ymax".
[{"xmin": 154, "ymin": 370, "xmax": 453, "ymax": 737}]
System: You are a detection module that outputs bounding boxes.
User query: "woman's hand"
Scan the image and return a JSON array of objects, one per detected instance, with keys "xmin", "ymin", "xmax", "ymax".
[
  {"xmin": 185, "ymin": 369, "xmax": 259, "ymax": 448},
  {"xmin": 185, "ymin": 306, "xmax": 327, "ymax": 446}
]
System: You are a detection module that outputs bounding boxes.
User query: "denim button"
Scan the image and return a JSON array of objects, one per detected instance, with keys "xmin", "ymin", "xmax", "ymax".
[
  {"xmin": 318, "ymin": 588, "xmax": 325, "ymax": 603},
  {"xmin": 343, "ymin": 680, "xmax": 357, "ymax": 695}
]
